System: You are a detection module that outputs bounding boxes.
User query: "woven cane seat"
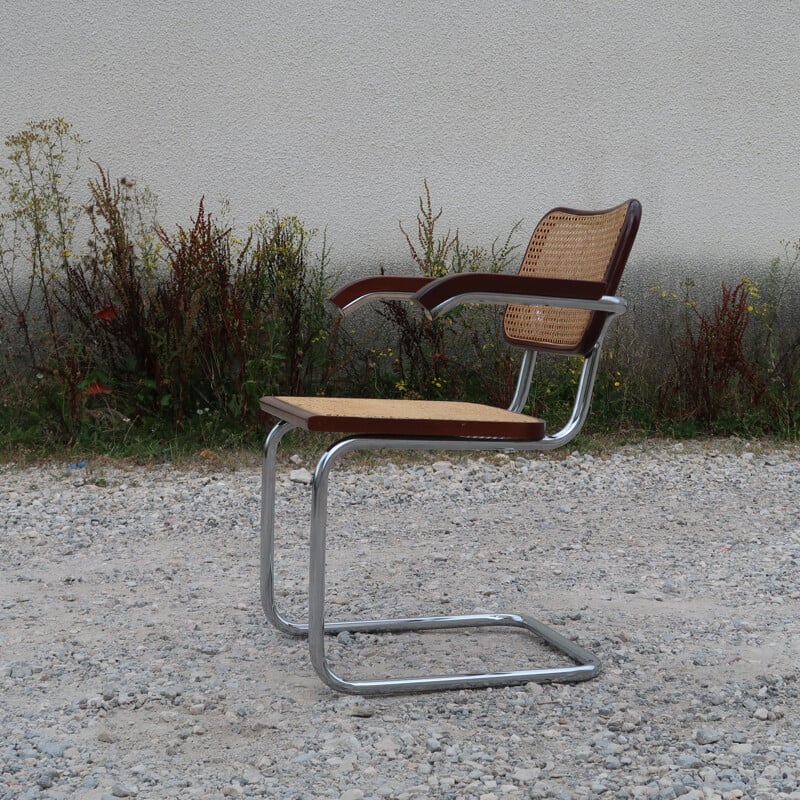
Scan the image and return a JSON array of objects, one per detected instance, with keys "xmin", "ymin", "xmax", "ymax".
[{"xmin": 261, "ymin": 396, "xmax": 545, "ymax": 439}]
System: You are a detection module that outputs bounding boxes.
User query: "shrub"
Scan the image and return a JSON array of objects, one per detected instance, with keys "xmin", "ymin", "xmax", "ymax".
[
  {"xmin": 655, "ymin": 259, "xmax": 800, "ymax": 435},
  {"xmin": 668, "ymin": 280, "xmax": 763, "ymax": 422},
  {"xmin": 0, "ymin": 118, "xmax": 88, "ymax": 432},
  {"xmin": 72, "ymin": 181, "xmax": 335, "ymax": 431},
  {"xmin": 0, "ymin": 120, "xmax": 335, "ymax": 448}
]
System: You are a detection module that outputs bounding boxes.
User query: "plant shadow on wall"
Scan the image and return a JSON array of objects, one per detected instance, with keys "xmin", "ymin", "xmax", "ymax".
[{"xmin": 1, "ymin": 119, "xmax": 800, "ymax": 457}]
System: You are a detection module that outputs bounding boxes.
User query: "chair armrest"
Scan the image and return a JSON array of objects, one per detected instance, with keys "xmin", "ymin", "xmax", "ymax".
[
  {"xmin": 411, "ymin": 273, "xmax": 626, "ymax": 319},
  {"xmin": 329, "ymin": 276, "xmax": 435, "ymax": 315}
]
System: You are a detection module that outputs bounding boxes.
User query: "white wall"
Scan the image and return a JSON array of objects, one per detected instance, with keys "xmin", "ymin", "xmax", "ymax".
[{"xmin": 2, "ymin": 1, "xmax": 799, "ymax": 288}]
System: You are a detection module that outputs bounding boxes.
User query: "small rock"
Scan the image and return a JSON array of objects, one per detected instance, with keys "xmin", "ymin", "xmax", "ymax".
[
  {"xmin": 289, "ymin": 468, "xmax": 313, "ymax": 485},
  {"xmin": 426, "ymin": 737, "xmax": 441, "ymax": 752},
  {"xmin": 696, "ymin": 727, "xmax": 723, "ymax": 745},
  {"xmin": 37, "ymin": 771, "xmax": 58, "ymax": 789},
  {"xmin": 375, "ymin": 734, "xmax": 400, "ymax": 754},
  {"xmin": 37, "ymin": 739, "xmax": 69, "ymax": 757}
]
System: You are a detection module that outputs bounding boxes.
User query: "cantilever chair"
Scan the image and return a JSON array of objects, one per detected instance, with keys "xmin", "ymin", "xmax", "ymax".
[{"xmin": 260, "ymin": 199, "xmax": 641, "ymax": 695}]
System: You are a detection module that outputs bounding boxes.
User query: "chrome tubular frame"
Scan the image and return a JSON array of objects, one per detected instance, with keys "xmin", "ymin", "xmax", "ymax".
[
  {"xmin": 425, "ymin": 292, "xmax": 627, "ymax": 321},
  {"xmin": 260, "ymin": 329, "xmax": 619, "ymax": 696},
  {"xmin": 261, "ymin": 425, "xmax": 601, "ymax": 695}
]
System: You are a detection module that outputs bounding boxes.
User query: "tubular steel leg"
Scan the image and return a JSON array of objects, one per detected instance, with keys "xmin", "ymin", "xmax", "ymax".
[
  {"xmin": 261, "ymin": 421, "xmax": 390, "ymax": 638},
  {"xmin": 260, "ymin": 420, "xmax": 305, "ymax": 635},
  {"xmin": 261, "ymin": 425, "xmax": 602, "ymax": 696}
]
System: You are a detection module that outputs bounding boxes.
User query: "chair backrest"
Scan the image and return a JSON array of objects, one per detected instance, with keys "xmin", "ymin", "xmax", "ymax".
[{"xmin": 503, "ymin": 199, "xmax": 641, "ymax": 356}]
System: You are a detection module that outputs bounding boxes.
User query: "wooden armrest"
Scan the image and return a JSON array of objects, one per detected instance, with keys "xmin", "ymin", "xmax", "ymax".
[
  {"xmin": 329, "ymin": 276, "xmax": 435, "ymax": 315},
  {"xmin": 412, "ymin": 273, "xmax": 609, "ymax": 315}
]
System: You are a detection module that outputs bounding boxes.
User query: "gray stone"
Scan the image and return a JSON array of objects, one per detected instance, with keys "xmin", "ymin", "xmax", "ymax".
[
  {"xmin": 696, "ymin": 728, "xmax": 723, "ymax": 745},
  {"xmin": 37, "ymin": 739, "xmax": 69, "ymax": 758},
  {"xmin": 289, "ymin": 468, "xmax": 313, "ymax": 485}
]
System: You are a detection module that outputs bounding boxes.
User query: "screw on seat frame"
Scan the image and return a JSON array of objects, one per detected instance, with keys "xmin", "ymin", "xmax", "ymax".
[{"xmin": 259, "ymin": 199, "xmax": 641, "ymax": 695}]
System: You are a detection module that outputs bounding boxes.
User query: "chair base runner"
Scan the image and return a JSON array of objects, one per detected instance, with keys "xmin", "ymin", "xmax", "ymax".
[
  {"xmin": 299, "ymin": 610, "xmax": 598, "ymax": 696},
  {"xmin": 261, "ymin": 420, "xmax": 602, "ymax": 696}
]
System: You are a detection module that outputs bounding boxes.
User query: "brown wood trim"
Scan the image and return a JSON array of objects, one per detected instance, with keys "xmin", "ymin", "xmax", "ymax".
[
  {"xmin": 305, "ymin": 414, "xmax": 544, "ymax": 438},
  {"xmin": 412, "ymin": 273, "xmax": 608, "ymax": 314},
  {"xmin": 329, "ymin": 276, "xmax": 435, "ymax": 310}
]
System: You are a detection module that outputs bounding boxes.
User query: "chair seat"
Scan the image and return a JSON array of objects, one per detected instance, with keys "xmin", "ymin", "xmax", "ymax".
[{"xmin": 261, "ymin": 396, "xmax": 546, "ymax": 439}]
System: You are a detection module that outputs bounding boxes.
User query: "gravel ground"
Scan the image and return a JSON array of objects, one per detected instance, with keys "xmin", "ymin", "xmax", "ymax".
[{"xmin": 1, "ymin": 440, "xmax": 799, "ymax": 800}]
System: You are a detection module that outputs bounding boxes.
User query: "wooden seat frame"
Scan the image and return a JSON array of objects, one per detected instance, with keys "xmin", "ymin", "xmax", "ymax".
[{"xmin": 260, "ymin": 200, "xmax": 641, "ymax": 694}]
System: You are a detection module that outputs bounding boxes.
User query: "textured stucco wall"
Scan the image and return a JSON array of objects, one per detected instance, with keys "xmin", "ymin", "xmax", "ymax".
[{"xmin": 2, "ymin": 1, "xmax": 799, "ymax": 292}]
